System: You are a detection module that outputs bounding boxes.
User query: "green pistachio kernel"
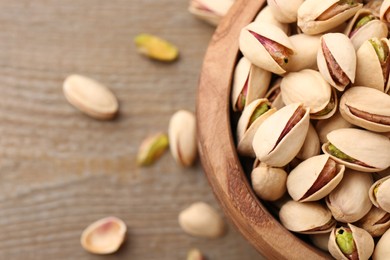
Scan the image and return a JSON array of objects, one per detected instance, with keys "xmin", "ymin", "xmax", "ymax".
[
  {"xmin": 327, "ymin": 143, "xmax": 354, "ymax": 162},
  {"xmin": 336, "ymin": 227, "xmax": 356, "ymax": 255},
  {"xmin": 370, "ymin": 38, "xmax": 387, "ymax": 63},
  {"xmin": 249, "ymin": 103, "xmax": 269, "ymax": 125},
  {"xmin": 355, "ymin": 15, "xmax": 375, "ymax": 30}
]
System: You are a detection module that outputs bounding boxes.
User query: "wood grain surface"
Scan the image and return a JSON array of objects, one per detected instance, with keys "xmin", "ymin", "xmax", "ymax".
[{"xmin": 0, "ymin": 0, "xmax": 262, "ymax": 259}]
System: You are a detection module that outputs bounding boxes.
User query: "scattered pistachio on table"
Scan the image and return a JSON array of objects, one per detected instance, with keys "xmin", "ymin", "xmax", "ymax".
[
  {"xmin": 134, "ymin": 33, "xmax": 179, "ymax": 62},
  {"xmin": 188, "ymin": 0, "xmax": 234, "ymax": 26},
  {"xmin": 137, "ymin": 132, "xmax": 169, "ymax": 166}
]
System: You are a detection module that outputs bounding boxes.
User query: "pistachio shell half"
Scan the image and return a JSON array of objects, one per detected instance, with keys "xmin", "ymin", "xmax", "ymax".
[
  {"xmin": 296, "ymin": 123, "xmax": 321, "ymax": 160},
  {"xmin": 373, "ymin": 228, "xmax": 390, "ymax": 260},
  {"xmin": 355, "ymin": 206, "xmax": 390, "ymax": 237},
  {"xmin": 285, "ymin": 34, "xmax": 321, "ymax": 72},
  {"xmin": 369, "ymin": 176, "xmax": 390, "ymax": 213},
  {"xmin": 267, "ymin": 0, "xmax": 305, "ymax": 23},
  {"xmin": 254, "ymin": 6, "xmax": 290, "ymax": 35}
]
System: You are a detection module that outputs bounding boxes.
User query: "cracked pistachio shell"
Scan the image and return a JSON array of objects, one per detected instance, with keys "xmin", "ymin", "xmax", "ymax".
[
  {"xmin": 328, "ymin": 223, "xmax": 374, "ymax": 260},
  {"xmin": 326, "ymin": 169, "xmax": 373, "ymax": 223},
  {"xmin": 297, "ymin": 0, "xmax": 363, "ymax": 35},
  {"xmin": 267, "ymin": 0, "xmax": 305, "ymax": 23},
  {"xmin": 168, "ymin": 110, "xmax": 197, "ymax": 167},
  {"xmin": 239, "ymin": 22, "xmax": 295, "ymax": 75},
  {"xmin": 251, "ymin": 162, "xmax": 287, "ymax": 201},
  {"xmin": 252, "ymin": 103, "xmax": 310, "ymax": 167},
  {"xmin": 231, "ymin": 57, "xmax": 272, "ymax": 112},
  {"xmin": 285, "ymin": 34, "xmax": 321, "ymax": 72},
  {"xmin": 279, "ymin": 200, "xmax": 336, "ymax": 234},
  {"xmin": 287, "ymin": 154, "xmax": 345, "ymax": 202},
  {"xmin": 340, "ymin": 86, "xmax": 390, "ymax": 133},
  {"xmin": 369, "ymin": 176, "xmax": 390, "ymax": 213},
  {"xmin": 188, "ymin": 0, "xmax": 234, "ymax": 26},
  {"xmin": 236, "ymin": 99, "xmax": 276, "ymax": 157},
  {"xmin": 380, "ymin": 0, "xmax": 390, "ymax": 22},
  {"xmin": 280, "ymin": 69, "xmax": 337, "ymax": 119},
  {"xmin": 355, "ymin": 206, "xmax": 390, "ymax": 237},
  {"xmin": 355, "ymin": 37, "xmax": 390, "ymax": 93},
  {"xmin": 344, "ymin": 9, "xmax": 388, "ymax": 50},
  {"xmin": 373, "ymin": 228, "xmax": 390, "ymax": 260},
  {"xmin": 315, "ymin": 111, "xmax": 353, "ymax": 144},
  {"xmin": 296, "ymin": 123, "xmax": 321, "ymax": 160},
  {"xmin": 254, "ymin": 6, "xmax": 290, "ymax": 35},
  {"xmin": 265, "ymin": 78, "xmax": 285, "ymax": 109},
  {"xmin": 322, "ymin": 128, "xmax": 390, "ymax": 172},
  {"xmin": 317, "ymin": 33, "xmax": 356, "ymax": 91}
]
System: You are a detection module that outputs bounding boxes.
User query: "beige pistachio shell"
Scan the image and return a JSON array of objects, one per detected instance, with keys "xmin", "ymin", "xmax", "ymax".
[
  {"xmin": 317, "ymin": 33, "xmax": 356, "ymax": 91},
  {"xmin": 252, "ymin": 103, "xmax": 310, "ymax": 167},
  {"xmin": 251, "ymin": 162, "xmax": 287, "ymax": 201},
  {"xmin": 239, "ymin": 22, "xmax": 295, "ymax": 75},
  {"xmin": 189, "ymin": 0, "xmax": 234, "ymax": 26},
  {"xmin": 254, "ymin": 6, "xmax": 290, "ymax": 35},
  {"xmin": 309, "ymin": 233, "xmax": 330, "ymax": 252},
  {"xmin": 285, "ymin": 34, "xmax": 321, "ymax": 72},
  {"xmin": 356, "ymin": 206, "xmax": 390, "ymax": 237},
  {"xmin": 281, "ymin": 69, "xmax": 337, "ymax": 119},
  {"xmin": 339, "ymin": 86, "xmax": 390, "ymax": 133},
  {"xmin": 355, "ymin": 37, "xmax": 390, "ymax": 93},
  {"xmin": 369, "ymin": 176, "xmax": 390, "ymax": 213},
  {"xmin": 315, "ymin": 111, "xmax": 354, "ymax": 144},
  {"xmin": 344, "ymin": 9, "xmax": 388, "ymax": 50},
  {"xmin": 265, "ymin": 78, "xmax": 285, "ymax": 109},
  {"xmin": 296, "ymin": 123, "xmax": 321, "ymax": 160},
  {"xmin": 297, "ymin": 0, "xmax": 363, "ymax": 35},
  {"xmin": 380, "ymin": 0, "xmax": 390, "ymax": 22},
  {"xmin": 373, "ymin": 228, "xmax": 390, "ymax": 260},
  {"xmin": 231, "ymin": 57, "xmax": 272, "ymax": 112},
  {"xmin": 236, "ymin": 99, "xmax": 276, "ymax": 157},
  {"xmin": 267, "ymin": 0, "xmax": 304, "ymax": 23},
  {"xmin": 326, "ymin": 169, "xmax": 373, "ymax": 223},
  {"xmin": 328, "ymin": 223, "xmax": 374, "ymax": 260},
  {"xmin": 279, "ymin": 200, "xmax": 336, "ymax": 234}
]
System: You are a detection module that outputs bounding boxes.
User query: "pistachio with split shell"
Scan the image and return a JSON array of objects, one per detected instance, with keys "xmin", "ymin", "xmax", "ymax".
[
  {"xmin": 355, "ymin": 37, "xmax": 390, "ymax": 93},
  {"xmin": 188, "ymin": 0, "xmax": 234, "ymax": 26},
  {"xmin": 281, "ymin": 69, "xmax": 337, "ymax": 120},
  {"xmin": 326, "ymin": 169, "xmax": 373, "ymax": 223},
  {"xmin": 355, "ymin": 206, "xmax": 390, "ymax": 237},
  {"xmin": 252, "ymin": 103, "xmax": 310, "ymax": 167},
  {"xmin": 287, "ymin": 154, "xmax": 345, "ymax": 202},
  {"xmin": 297, "ymin": 0, "xmax": 363, "ymax": 35},
  {"xmin": 239, "ymin": 22, "xmax": 295, "ymax": 75},
  {"xmin": 267, "ymin": 0, "xmax": 305, "ymax": 23},
  {"xmin": 279, "ymin": 200, "xmax": 336, "ymax": 234},
  {"xmin": 254, "ymin": 6, "xmax": 290, "ymax": 35},
  {"xmin": 344, "ymin": 9, "xmax": 388, "ymax": 50},
  {"xmin": 315, "ymin": 111, "xmax": 354, "ymax": 144},
  {"xmin": 369, "ymin": 176, "xmax": 390, "ymax": 213},
  {"xmin": 322, "ymin": 128, "xmax": 390, "ymax": 172},
  {"xmin": 236, "ymin": 99, "xmax": 277, "ymax": 157},
  {"xmin": 339, "ymin": 86, "xmax": 390, "ymax": 133},
  {"xmin": 251, "ymin": 162, "xmax": 287, "ymax": 201},
  {"xmin": 296, "ymin": 123, "xmax": 321, "ymax": 160},
  {"xmin": 264, "ymin": 78, "xmax": 285, "ymax": 109},
  {"xmin": 317, "ymin": 33, "xmax": 356, "ymax": 91},
  {"xmin": 373, "ymin": 228, "xmax": 390, "ymax": 260},
  {"xmin": 231, "ymin": 57, "xmax": 272, "ymax": 112},
  {"xmin": 380, "ymin": 0, "xmax": 390, "ymax": 23},
  {"xmin": 328, "ymin": 224, "xmax": 374, "ymax": 260},
  {"xmin": 285, "ymin": 34, "xmax": 321, "ymax": 72}
]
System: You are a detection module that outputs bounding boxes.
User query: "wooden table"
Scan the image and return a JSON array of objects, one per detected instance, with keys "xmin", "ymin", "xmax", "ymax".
[{"xmin": 0, "ymin": 0, "xmax": 262, "ymax": 259}]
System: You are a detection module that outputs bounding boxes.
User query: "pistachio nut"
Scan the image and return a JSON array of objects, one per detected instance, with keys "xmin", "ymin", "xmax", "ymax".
[
  {"xmin": 254, "ymin": 5, "xmax": 290, "ymax": 35},
  {"xmin": 328, "ymin": 224, "xmax": 374, "ymax": 260},
  {"xmin": 355, "ymin": 206, "xmax": 390, "ymax": 237},
  {"xmin": 322, "ymin": 128, "xmax": 390, "ymax": 172},
  {"xmin": 287, "ymin": 154, "xmax": 345, "ymax": 202},
  {"xmin": 251, "ymin": 162, "xmax": 287, "ymax": 201},
  {"xmin": 188, "ymin": 0, "xmax": 234, "ymax": 26},
  {"xmin": 339, "ymin": 86, "xmax": 390, "ymax": 133},
  {"xmin": 137, "ymin": 132, "xmax": 169, "ymax": 166},
  {"xmin": 279, "ymin": 200, "xmax": 336, "ymax": 234},
  {"xmin": 373, "ymin": 228, "xmax": 390, "ymax": 260},
  {"xmin": 296, "ymin": 123, "xmax": 321, "ymax": 160},
  {"xmin": 252, "ymin": 103, "xmax": 310, "ymax": 167},
  {"xmin": 264, "ymin": 78, "xmax": 285, "ymax": 109},
  {"xmin": 326, "ymin": 169, "xmax": 373, "ymax": 222},
  {"xmin": 285, "ymin": 34, "xmax": 321, "ymax": 72},
  {"xmin": 267, "ymin": 0, "xmax": 305, "ymax": 23},
  {"xmin": 317, "ymin": 33, "xmax": 356, "ymax": 91},
  {"xmin": 231, "ymin": 57, "xmax": 272, "ymax": 112},
  {"xmin": 355, "ymin": 37, "xmax": 390, "ymax": 93},
  {"xmin": 380, "ymin": 0, "xmax": 390, "ymax": 23},
  {"xmin": 309, "ymin": 233, "xmax": 330, "ymax": 252},
  {"xmin": 134, "ymin": 34, "xmax": 179, "ymax": 62},
  {"xmin": 280, "ymin": 69, "xmax": 337, "ymax": 120},
  {"xmin": 239, "ymin": 22, "xmax": 295, "ymax": 75},
  {"xmin": 168, "ymin": 110, "xmax": 197, "ymax": 167},
  {"xmin": 369, "ymin": 176, "xmax": 390, "ymax": 213},
  {"xmin": 344, "ymin": 8, "xmax": 388, "ymax": 50},
  {"xmin": 315, "ymin": 111, "xmax": 354, "ymax": 144},
  {"xmin": 236, "ymin": 99, "xmax": 277, "ymax": 157},
  {"xmin": 297, "ymin": 0, "xmax": 363, "ymax": 35}
]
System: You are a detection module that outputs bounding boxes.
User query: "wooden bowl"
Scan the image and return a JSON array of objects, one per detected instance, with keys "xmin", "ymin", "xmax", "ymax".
[{"xmin": 196, "ymin": 0, "xmax": 331, "ymax": 259}]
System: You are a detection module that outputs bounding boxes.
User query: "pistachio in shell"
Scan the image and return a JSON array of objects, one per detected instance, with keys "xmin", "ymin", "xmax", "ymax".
[
  {"xmin": 285, "ymin": 34, "xmax": 321, "ymax": 72},
  {"xmin": 296, "ymin": 123, "xmax": 321, "ymax": 160},
  {"xmin": 239, "ymin": 22, "xmax": 295, "ymax": 75},
  {"xmin": 369, "ymin": 175, "xmax": 390, "ymax": 213},
  {"xmin": 315, "ymin": 111, "xmax": 354, "ymax": 144},
  {"xmin": 188, "ymin": 0, "xmax": 234, "ymax": 26},
  {"xmin": 339, "ymin": 86, "xmax": 390, "ymax": 133},
  {"xmin": 373, "ymin": 228, "xmax": 390, "ymax": 260},
  {"xmin": 254, "ymin": 5, "xmax": 290, "ymax": 35},
  {"xmin": 264, "ymin": 78, "xmax": 285, "ymax": 110},
  {"xmin": 355, "ymin": 206, "xmax": 390, "ymax": 237},
  {"xmin": 267, "ymin": 0, "xmax": 305, "ymax": 23}
]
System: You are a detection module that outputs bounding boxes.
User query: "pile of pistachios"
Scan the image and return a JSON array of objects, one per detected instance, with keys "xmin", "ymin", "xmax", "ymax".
[{"xmin": 233, "ymin": 0, "xmax": 390, "ymax": 258}]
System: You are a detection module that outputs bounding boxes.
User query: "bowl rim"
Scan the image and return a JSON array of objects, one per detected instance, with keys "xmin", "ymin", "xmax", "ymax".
[{"xmin": 196, "ymin": 0, "xmax": 331, "ymax": 259}]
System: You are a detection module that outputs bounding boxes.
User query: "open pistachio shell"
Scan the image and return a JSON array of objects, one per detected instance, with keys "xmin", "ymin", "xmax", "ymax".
[
  {"xmin": 328, "ymin": 223, "xmax": 374, "ymax": 260},
  {"xmin": 252, "ymin": 103, "xmax": 310, "ymax": 167},
  {"xmin": 236, "ymin": 99, "xmax": 276, "ymax": 157},
  {"xmin": 231, "ymin": 57, "xmax": 272, "ymax": 112},
  {"xmin": 239, "ymin": 22, "xmax": 295, "ymax": 75},
  {"xmin": 355, "ymin": 37, "xmax": 390, "ymax": 93},
  {"xmin": 373, "ymin": 228, "xmax": 390, "ymax": 260},
  {"xmin": 267, "ymin": 0, "xmax": 305, "ymax": 23},
  {"xmin": 254, "ymin": 6, "xmax": 290, "ymax": 35},
  {"xmin": 287, "ymin": 154, "xmax": 345, "ymax": 202},
  {"xmin": 326, "ymin": 169, "xmax": 373, "ymax": 223},
  {"xmin": 339, "ymin": 86, "xmax": 390, "ymax": 133},
  {"xmin": 369, "ymin": 176, "xmax": 390, "ymax": 213},
  {"xmin": 279, "ymin": 200, "xmax": 336, "ymax": 234},
  {"xmin": 297, "ymin": 0, "xmax": 363, "ymax": 35},
  {"xmin": 285, "ymin": 34, "xmax": 321, "ymax": 72},
  {"xmin": 188, "ymin": 0, "xmax": 234, "ymax": 26},
  {"xmin": 380, "ymin": 0, "xmax": 390, "ymax": 23},
  {"xmin": 281, "ymin": 69, "xmax": 337, "ymax": 120},
  {"xmin": 322, "ymin": 128, "xmax": 390, "ymax": 172},
  {"xmin": 344, "ymin": 8, "xmax": 388, "ymax": 50},
  {"xmin": 296, "ymin": 123, "xmax": 321, "ymax": 160},
  {"xmin": 356, "ymin": 206, "xmax": 390, "ymax": 237},
  {"xmin": 317, "ymin": 33, "xmax": 356, "ymax": 91},
  {"xmin": 265, "ymin": 78, "xmax": 285, "ymax": 109}
]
